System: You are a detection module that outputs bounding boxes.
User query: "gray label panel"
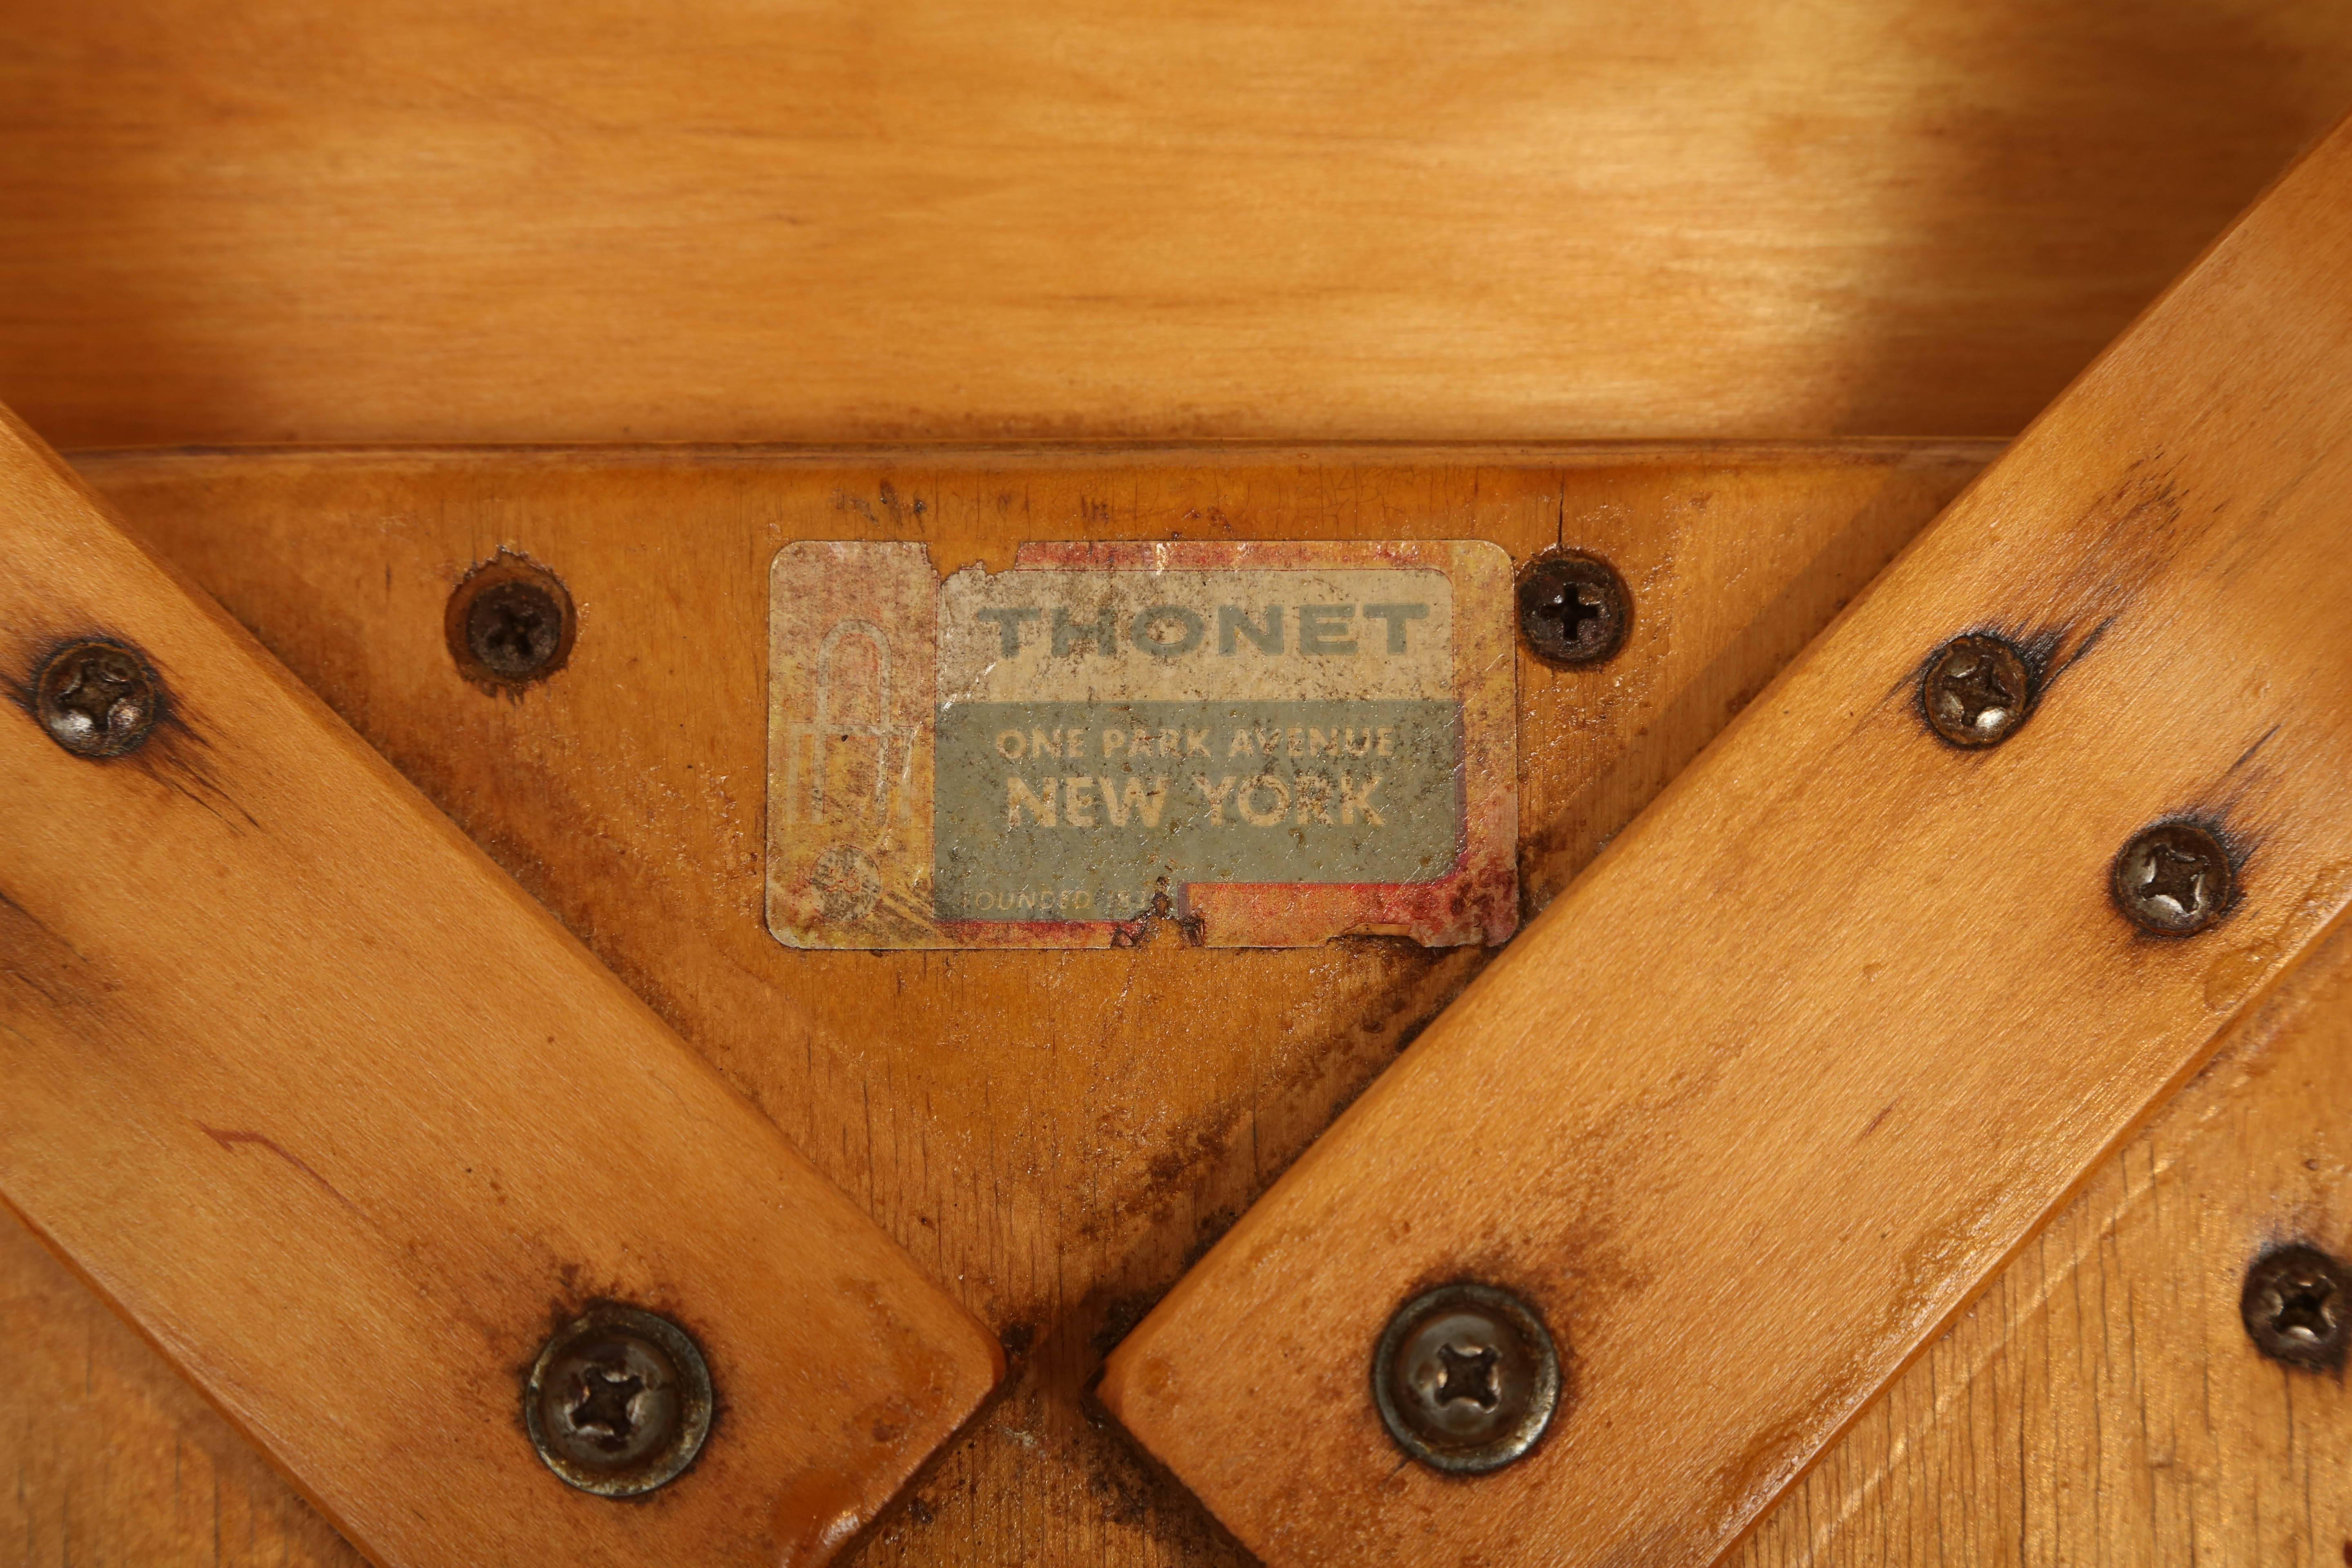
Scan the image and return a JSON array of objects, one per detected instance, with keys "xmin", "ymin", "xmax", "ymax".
[{"xmin": 934, "ymin": 699, "xmax": 1464, "ymax": 922}]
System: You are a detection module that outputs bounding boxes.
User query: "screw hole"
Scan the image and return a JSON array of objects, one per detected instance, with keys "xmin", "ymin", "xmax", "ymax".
[
  {"xmin": 1372, "ymin": 1281, "xmax": 1561, "ymax": 1474},
  {"xmin": 2112, "ymin": 820, "xmax": 2235, "ymax": 937},
  {"xmin": 446, "ymin": 553, "xmax": 574, "ymax": 689},
  {"xmin": 2242, "ymin": 1244, "xmax": 2348, "ymax": 1370},
  {"xmin": 525, "ymin": 1305, "xmax": 712, "ymax": 1497},
  {"xmin": 1516, "ymin": 552, "xmax": 1629, "ymax": 667},
  {"xmin": 33, "ymin": 639, "xmax": 163, "ymax": 759},
  {"xmin": 1919, "ymin": 633, "xmax": 2033, "ymax": 748}
]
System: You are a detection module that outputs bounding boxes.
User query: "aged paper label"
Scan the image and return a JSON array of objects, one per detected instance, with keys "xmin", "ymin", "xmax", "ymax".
[{"xmin": 767, "ymin": 540, "xmax": 1516, "ymax": 949}]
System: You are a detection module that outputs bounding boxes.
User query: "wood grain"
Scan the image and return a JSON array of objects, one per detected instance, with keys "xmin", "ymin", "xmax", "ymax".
[
  {"xmin": 0, "ymin": 409, "xmax": 1002, "ymax": 1568},
  {"xmin": 0, "ymin": 1213, "xmax": 368, "ymax": 1568},
  {"xmin": 1099, "ymin": 116, "xmax": 2352, "ymax": 1567},
  {"xmin": 14, "ymin": 439, "xmax": 2346, "ymax": 1564},
  {"xmin": 1736, "ymin": 911, "xmax": 2352, "ymax": 1567},
  {"xmin": 1, "ymin": 440, "xmax": 1983, "ymax": 1565},
  {"xmin": 4, "ymin": 2, "xmax": 2352, "ymax": 448},
  {"xmin": 10, "ymin": 659, "xmax": 2339, "ymax": 1568}
]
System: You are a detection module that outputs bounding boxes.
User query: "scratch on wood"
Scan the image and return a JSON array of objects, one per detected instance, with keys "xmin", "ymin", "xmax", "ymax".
[
  {"xmin": 2228, "ymin": 721, "xmax": 2285, "ymax": 777},
  {"xmin": 2036, "ymin": 613, "xmax": 2116, "ymax": 690},
  {"xmin": 195, "ymin": 1126, "xmax": 361, "ymax": 1216}
]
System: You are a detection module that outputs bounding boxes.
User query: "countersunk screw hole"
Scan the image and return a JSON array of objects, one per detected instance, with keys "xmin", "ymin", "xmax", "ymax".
[
  {"xmin": 1372, "ymin": 1282, "xmax": 1561, "ymax": 1474},
  {"xmin": 525, "ymin": 1305, "xmax": 712, "ymax": 1497},
  {"xmin": 34, "ymin": 641, "xmax": 161, "ymax": 759},
  {"xmin": 471, "ymin": 585, "xmax": 560, "ymax": 676},
  {"xmin": 2112, "ymin": 821, "xmax": 2233, "ymax": 937},
  {"xmin": 1517, "ymin": 552, "xmax": 1629, "ymax": 667},
  {"xmin": 2242, "ymin": 1245, "xmax": 2347, "ymax": 1370},
  {"xmin": 1921, "ymin": 633, "xmax": 2032, "ymax": 748},
  {"xmin": 447, "ymin": 555, "xmax": 575, "ymax": 689}
]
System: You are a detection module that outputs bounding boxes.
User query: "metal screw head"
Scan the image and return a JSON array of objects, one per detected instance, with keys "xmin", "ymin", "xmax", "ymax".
[
  {"xmin": 2112, "ymin": 821, "xmax": 2233, "ymax": 936},
  {"xmin": 1517, "ymin": 552, "xmax": 1629, "ymax": 667},
  {"xmin": 525, "ymin": 1305, "xmax": 713, "ymax": 1496},
  {"xmin": 35, "ymin": 640, "xmax": 161, "ymax": 758},
  {"xmin": 2241, "ymin": 1245, "xmax": 2348, "ymax": 1370},
  {"xmin": 447, "ymin": 555, "xmax": 575, "ymax": 688},
  {"xmin": 1372, "ymin": 1283, "xmax": 1561, "ymax": 1474},
  {"xmin": 1921, "ymin": 634, "xmax": 2031, "ymax": 747}
]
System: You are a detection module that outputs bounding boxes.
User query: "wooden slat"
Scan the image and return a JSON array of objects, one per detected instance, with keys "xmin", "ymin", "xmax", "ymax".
[
  {"xmin": 0, "ymin": 408, "xmax": 1002, "ymax": 1567},
  {"xmin": 5, "ymin": 2, "xmax": 2352, "ymax": 449},
  {"xmin": 1738, "ymin": 913, "xmax": 2352, "ymax": 1566},
  {"xmin": 14, "ymin": 439, "xmax": 2344, "ymax": 1563},
  {"xmin": 19, "ymin": 993, "xmax": 2338, "ymax": 1568},
  {"xmin": 1098, "ymin": 116, "xmax": 2352, "ymax": 1566},
  {"xmin": 0, "ymin": 1214, "xmax": 368, "ymax": 1568},
  {"xmin": 3, "ymin": 440, "xmax": 1987, "ymax": 1565}
]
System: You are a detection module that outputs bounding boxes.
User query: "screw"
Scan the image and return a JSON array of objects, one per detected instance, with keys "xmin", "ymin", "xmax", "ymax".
[
  {"xmin": 1921, "ymin": 634, "xmax": 2031, "ymax": 747},
  {"xmin": 1372, "ymin": 1282, "xmax": 1561, "ymax": 1474},
  {"xmin": 525, "ymin": 1305, "xmax": 713, "ymax": 1497},
  {"xmin": 2242, "ymin": 1245, "xmax": 2348, "ymax": 1370},
  {"xmin": 446, "ymin": 555, "xmax": 574, "ymax": 688},
  {"xmin": 1517, "ymin": 552, "xmax": 1629, "ymax": 667},
  {"xmin": 2112, "ymin": 821, "xmax": 2233, "ymax": 936},
  {"xmin": 34, "ymin": 640, "xmax": 161, "ymax": 758}
]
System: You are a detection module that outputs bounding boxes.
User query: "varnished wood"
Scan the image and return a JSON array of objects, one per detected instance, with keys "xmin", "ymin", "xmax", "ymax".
[
  {"xmin": 0, "ymin": 409, "xmax": 1002, "ymax": 1568},
  {"xmin": 12, "ymin": 792, "xmax": 2340, "ymax": 1568},
  {"xmin": 1737, "ymin": 913, "xmax": 2352, "ymax": 1566},
  {"xmin": 4, "ymin": 3, "xmax": 2352, "ymax": 448},
  {"xmin": 1100, "ymin": 116, "xmax": 2352, "ymax": 1566},
  {"xmin": 0, "ymin": 1214, "xmax": 367, "ymax": 1568},
  {"xmin": 14, "ymin": 439, "xmax": 2346, "ymax": 1564},
  {"xmin": 4, "ymin": 439, "xmax": 1984, "ymax": 1565},
  {"xmin": 15, "ymin": 6, "xmax": 2352, "ymax": 1556}
]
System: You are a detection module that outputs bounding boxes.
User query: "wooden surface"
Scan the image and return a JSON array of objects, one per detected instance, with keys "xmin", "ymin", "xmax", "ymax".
[
  {"xmin": 6, "ymin": 2, "xmax": 2352, "ymax": 449},
  {"xmin": 14, "ymin": 7, "xmax": 2352, "ymax": 1560},
  {"xmin": 1100, "ymin": 116, "xmax": 2352, "ymax": 1566},
  {"xmin": 4, "ymin": 439, "xmax": 1985, "ymax": 1566},
  {"xmin": 1737, "ymin": 911, "xmax": 2352, "ymax": 1568},
  {"xmin": 10, "ymin": 439, "xmax": 2348, "ymax": 1565},
  {"xmin": 12, "ymin": 930, "xmax": 2340, "ymax": 1568},
  {"xmin": 0, "ymin": 410, "xmax": 1002, "ymax": 1568}
]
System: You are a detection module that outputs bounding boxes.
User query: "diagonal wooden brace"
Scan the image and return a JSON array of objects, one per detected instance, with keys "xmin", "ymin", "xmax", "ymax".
[
  {"xmin": 1102, "ymin": 114, "xmax": 2352, "ymax": 1566},
  {"xmin": 0, "ymin": 406, "xmax": 1000, "ymax": 1567}
]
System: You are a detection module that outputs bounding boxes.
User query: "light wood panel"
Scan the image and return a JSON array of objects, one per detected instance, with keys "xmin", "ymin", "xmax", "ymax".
[
  {"xmin": 0, "ymin": 408, "xmax": 1003, "ymax": 1567},
  {"xmin": 3, "ymin": 439, "xmax": 1984, "ymax": 1565},
  {"xmin": 13, "ymin": 801, "xmax": 2348, "ymax": 1568},
  {"xmin": 1737, "ymin": 912, "xmax": 2352, "ymax": 1567},
  {"xmin": 1099, "ymin": 116, "xmax": 2352, "ymax": 1566},
  {"xmin": 16, "ymin": 439, "xmax": 2348, "ymax": 1564},
  {"xmin": 0, "ymin": 1213, "xmax": 368, "ymax": 1568},
  {"xmin": 4, "ymin": 2, "xmax": 2352, "ymax": 448}
]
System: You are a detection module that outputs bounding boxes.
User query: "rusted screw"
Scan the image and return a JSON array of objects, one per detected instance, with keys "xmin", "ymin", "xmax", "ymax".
[
  {"xmin": 2112, "ymin": 821, "xmax": 2232, "ymax": 936},
  {"xmin": 2241, "ymin": 1245, "xmax": 2348, "ymax": 1370},
  {"xmin": 35, "ymin": 640, "xmax": 161, "ymax": 758},
  {"xmin": 1921, "ymin": 633, "xmax": 2031, "ymax": 747},
  {"xmin": 1372, "ymin": 1282, "xmax": 1560, "ymax": 1474},
  {"xmin": 525, "ymin": 1305, "xmax": 713, "ymax": 1496},
  {"xmin": 447, "ymin": 555, "xmax": 574, "ymax": 688},
  {"xmin": 1517, "ymin": 552, "xmax": 1628, "ymax": 667}
]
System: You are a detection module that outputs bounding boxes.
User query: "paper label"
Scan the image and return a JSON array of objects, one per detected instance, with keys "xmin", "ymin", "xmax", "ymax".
[{"xmin": 767, "ymin": 540, "xmax": 1516, "ymax": 948}]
